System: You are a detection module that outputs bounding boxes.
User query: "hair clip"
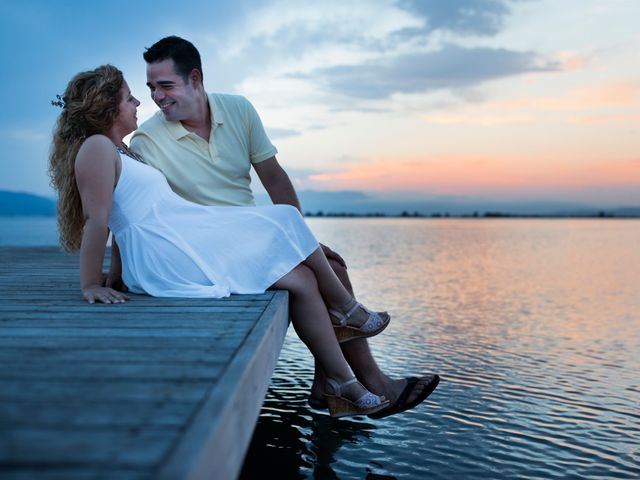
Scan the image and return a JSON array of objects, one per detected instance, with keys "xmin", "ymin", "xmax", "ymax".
[{"xmin": 51, "ymin": 94, "xmax": 66, "ymax": 108}]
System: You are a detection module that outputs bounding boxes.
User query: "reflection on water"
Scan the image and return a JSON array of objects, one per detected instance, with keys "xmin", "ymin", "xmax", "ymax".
[{"xmin": 241, "ymin": 219, "xmax": 640, "ymax": 479}]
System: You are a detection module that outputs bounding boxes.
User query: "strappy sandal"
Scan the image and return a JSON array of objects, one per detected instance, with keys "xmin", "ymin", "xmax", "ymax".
[
  {"xmin": 324, "ymin": 377, "xmax": 389, "ymax": 418},
  {"xmin": 328, "ymin": 298, "xmax": 390, "ymax": 343}
]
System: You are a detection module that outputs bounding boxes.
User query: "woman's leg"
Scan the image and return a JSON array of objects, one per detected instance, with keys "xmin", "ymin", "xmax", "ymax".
[
  {"xmin": 271, "ymin": 264, "xmax": 350, "ymax": 380},
  {"xmin": 271, "ymin": 264, "xmax": 386, "ymax": 414},
  {"xmin": 306, "ymin": 257, "xmax": 435, "ymax": 414},
  {"xmin": 302, "ymin": 248, "xmax": 351, "ymax": 306},
  {"xmin": 302, "ymin": 248, "xmax": 388, "ymax": 332}
]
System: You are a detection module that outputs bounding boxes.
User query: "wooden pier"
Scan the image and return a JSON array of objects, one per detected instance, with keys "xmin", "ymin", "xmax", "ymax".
[{"xmin": 0, "ymin": 247, "xmax": 290, "ymax": 480}]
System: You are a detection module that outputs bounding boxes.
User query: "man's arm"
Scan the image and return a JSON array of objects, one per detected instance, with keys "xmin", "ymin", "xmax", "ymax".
[
  {"xmin": 253, "ymin": 156, "xmax": 302, "ymax": 212},
  {"xmin": 253, "ymin": 156, "xmax": 347, "ymax": 268}
]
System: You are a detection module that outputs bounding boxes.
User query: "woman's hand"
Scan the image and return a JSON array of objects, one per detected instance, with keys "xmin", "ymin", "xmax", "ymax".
[{"xmin": 83, "ymin": 285, "xmax": 130, "ymax": 304}]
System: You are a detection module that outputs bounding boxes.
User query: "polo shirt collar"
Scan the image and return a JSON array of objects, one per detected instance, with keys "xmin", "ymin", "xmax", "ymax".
[
  {"xmin": 165, "ymin": 117, "xmax": 190, "ymax": 140},
  {"xmin": 209, "ymin": 94, "xmax": 225, "ymax": 128},
  {"xmin": 162, "ymin": 94, "xmax": 224, "ymax": 140}
]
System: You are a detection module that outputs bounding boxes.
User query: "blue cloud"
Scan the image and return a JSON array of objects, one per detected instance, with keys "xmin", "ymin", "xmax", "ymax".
[
  {"xmin": 303, "ymin": 44, "xmax": 558, "ymax": 99},
  {"xmin": 399, "ymin": 0, "xmax": 515, "ymax": 36},
  {"xmin": 267, "ymin": 128, "xmax": 302, "ymax": 140}
]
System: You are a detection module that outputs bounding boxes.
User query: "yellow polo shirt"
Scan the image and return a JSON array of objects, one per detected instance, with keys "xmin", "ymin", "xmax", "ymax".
[{"xmin": 130, "ymin": 93, "xmax": 277, "ymax": 206}]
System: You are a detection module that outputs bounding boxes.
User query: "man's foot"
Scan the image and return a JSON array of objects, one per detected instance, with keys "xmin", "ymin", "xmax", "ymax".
[{"xmin": 368, "ymin": 374, "xmax": 440, "ymax": 419}]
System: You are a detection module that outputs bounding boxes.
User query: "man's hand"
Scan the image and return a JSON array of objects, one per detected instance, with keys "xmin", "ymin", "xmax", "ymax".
[
  {"xmin": 320, "ymin": 243, "xmax": 347, "ymax": 268},
  {"xmin": 83, "ymin": 285, "xmax": 130, "ymax": 304}
]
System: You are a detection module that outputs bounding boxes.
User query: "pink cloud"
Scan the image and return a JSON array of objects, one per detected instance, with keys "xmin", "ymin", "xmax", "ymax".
[
  {"xmin": 567, "ymin": 114, "xmax": 640, "ymax": 125},
  {"xmin": 309, "ymin": 155, "xmax": 640, "ymax": 195},
  {"xmin": 494, "ymin": 81, "xmax": 640, "ymax": 111}
]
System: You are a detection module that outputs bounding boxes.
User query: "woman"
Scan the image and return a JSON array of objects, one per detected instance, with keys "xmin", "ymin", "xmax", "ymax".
[{"xmin": 49, "ymin": 65, "xmax": 391, "ymax": 418}]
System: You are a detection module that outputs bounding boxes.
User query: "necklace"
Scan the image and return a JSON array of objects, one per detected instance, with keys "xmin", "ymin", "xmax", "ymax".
[{"xmin": 115, "ymin": 144, "xmax": 145, "ymax": 163}]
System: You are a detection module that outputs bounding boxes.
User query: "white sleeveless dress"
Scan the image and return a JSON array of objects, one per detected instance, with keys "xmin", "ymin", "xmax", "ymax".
[{"xmin": 108, "ymin": 154, "xmax": 319, "ymax": 298}]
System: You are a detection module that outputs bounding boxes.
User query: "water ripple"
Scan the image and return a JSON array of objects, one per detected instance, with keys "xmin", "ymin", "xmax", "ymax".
[{"xmin": 241, "ymin": 219, "xmax": 640, "ymax": 479}]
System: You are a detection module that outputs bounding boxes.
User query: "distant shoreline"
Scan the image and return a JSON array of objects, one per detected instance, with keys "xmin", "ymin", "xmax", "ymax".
[
  {"xmin": 303, "ymin": 211, "xmax": 640, "ymax": 219},
  {"xmin": 2, "ymin": 190, "xmax": 639, "ymax": 218},
  {"xmin": 1, "ymin": 212, "xmax": 640, "ymax": 219}
]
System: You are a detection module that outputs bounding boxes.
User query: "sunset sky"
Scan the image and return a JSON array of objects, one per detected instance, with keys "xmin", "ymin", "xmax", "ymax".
[{"xmin": 1, "ymin": 0, "xmax": 639, "ymax": 209}]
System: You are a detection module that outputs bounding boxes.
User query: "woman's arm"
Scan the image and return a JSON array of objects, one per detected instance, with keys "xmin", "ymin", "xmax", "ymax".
[
  {"xmin": 105, "ymin": 237, "xmax": 128, "ymax": 292},
  {"xmin": 75, "ymin": 135, "xmax": 129, "ymax": 304}
]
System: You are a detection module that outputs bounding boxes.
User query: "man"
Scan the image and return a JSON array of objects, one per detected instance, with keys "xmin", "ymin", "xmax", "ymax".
[{"xmin": 130, "ymin": 36, "xmax": 438, "ymax": 417}]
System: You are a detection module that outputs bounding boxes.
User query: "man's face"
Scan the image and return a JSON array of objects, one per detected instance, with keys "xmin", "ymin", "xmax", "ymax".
[{"xmin": 146, "ymin": 59, "xmax": 198, "ymax": 122}]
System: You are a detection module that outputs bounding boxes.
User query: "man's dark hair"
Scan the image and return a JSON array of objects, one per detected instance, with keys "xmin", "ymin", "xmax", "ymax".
[{"xmin": 143, "ymin": 36, "xmax": 203, "ymax": 82}]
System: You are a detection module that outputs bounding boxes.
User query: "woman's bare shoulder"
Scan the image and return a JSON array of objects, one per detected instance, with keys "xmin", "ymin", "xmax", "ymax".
[
  {"xmin": 75, "ymin": 134, "xmax": 119, "ymax": 179},
  {"xmin": 78, "ymin": 134, "xmax": 115, "ymax": 154},
  {"xmin": 76, "ymin": 135, "xmax": 117, "ymax": 165}
]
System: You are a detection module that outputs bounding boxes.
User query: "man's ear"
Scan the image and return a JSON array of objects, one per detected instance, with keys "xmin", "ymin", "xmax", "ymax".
[{"xmin": 189, "ymin": 68, "xmax": 203, "ymax": 88}]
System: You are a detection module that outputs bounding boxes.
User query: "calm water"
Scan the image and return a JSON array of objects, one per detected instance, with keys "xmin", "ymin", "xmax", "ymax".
[
  {"xmin": 241, "ymin": 218, "xmax": 640, "ymax": 479},
  {"xmin": 2, "ymin": 216, "xmax": 638, "ymax": 479},
  {"xmin": 0, "ymin": 216, "xmax": 58, "ymax": 246}
]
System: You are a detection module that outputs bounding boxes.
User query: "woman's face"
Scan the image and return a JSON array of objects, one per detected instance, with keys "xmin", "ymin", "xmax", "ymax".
[{"xmin": 113, "ymin": 80, "xmax": 140, "ymax": 136}]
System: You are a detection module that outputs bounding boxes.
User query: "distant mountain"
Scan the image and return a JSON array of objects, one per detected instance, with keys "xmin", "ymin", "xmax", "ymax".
[
  {"xmin": 610, "ymin": 207, "xmax": 640, "ymax": 217},
  {"xmin": 3, "ymin": 188, "xmax": 639, "ymax": 218},
  {"xmin": 0, "ymin": 191, "xmax": 55, "ymax": 216},
  {"xmin": 256, "ymin": 190, "xmax": 640, "ymax": 217}
]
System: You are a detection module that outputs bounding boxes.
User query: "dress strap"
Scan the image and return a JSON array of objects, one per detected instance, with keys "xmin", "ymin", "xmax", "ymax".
[{"xmin": 114, "ymin": 144, "xmax": 145, "ymax": 163}]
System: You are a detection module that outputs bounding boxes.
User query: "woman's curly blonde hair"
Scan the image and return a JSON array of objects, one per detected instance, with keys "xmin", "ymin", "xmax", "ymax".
[{"xmin": 49, "ymin": 65, "xmax": 124, "ymax": 251}]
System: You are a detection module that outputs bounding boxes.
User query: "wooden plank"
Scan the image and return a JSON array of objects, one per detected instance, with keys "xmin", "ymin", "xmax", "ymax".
[
  {"xmin": 157, "ymin": 290, "xmax": 290, "ymax": 480},
  {"xmin": 0, "ymin": 467, "xmax": 150, "ymax": 480},
  {"xmin": 0, "ymin": 401, "xmax": 197, "ymax": 428},
  {"xmin": 0, "ymin": 428, "xmax": 178, "ymax": 466},
  {"xmin": 0, "ymin": 363, "xmax": 224, "ymax": 381},
  {"xmin": 0, "ymin": 314, "xmax": 258, "ymax": 324},
  {"xmin": 0, "ymin": 380, "xmax": 212, "ymax": 403},
  {"xmin": 0, "ymin": 336, "xmax": 243, "ymax": 349},
  {"xmin": 0, "ymin": 247, "xmax": 291, "ymax": 479},
  {"xmin": 0, "ymin": 305, "xmax": 267, "ymax": 312},
  {"xmin": 0, "ymin": 327, "xmax": 253, "ymax": 337},
  {"xmin": 0, "ymin": 348, "xmax": 234, "ymax": 364}
]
